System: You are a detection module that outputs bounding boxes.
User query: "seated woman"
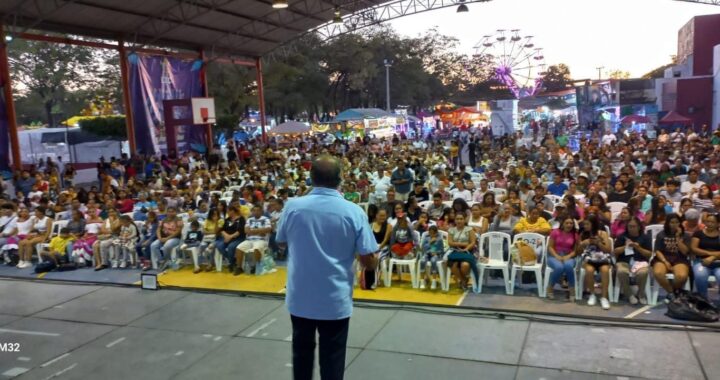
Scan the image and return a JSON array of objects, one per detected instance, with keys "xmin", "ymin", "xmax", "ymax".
[
  {"xmin": 445, "ymin": 213, "xmax": 478, "ymax": 290},
  {"xmin": 412, "ymin": 212, "xmax": 430, "ymax": 235},
  {"xmin": 371, "ymin": 209, "xmax": 392, "ymax": 261},
  {"xmin": 419, "ymin": 225, "xmax": 444, "ymax": 290},
  {"xmin": 468, "ymin": 204, "xmax": 489, "ymax": 235},
  {"xmin": 436, "ymin": 208, "xmax": 455, "ymax": 232},
  {"xmin": 652, "ymin": 214, "xmax": 690, "ymax": 302},
  {"xmin": 489, "ymin": 203, "xmax": 520, "ymax": 235},
  {"xmin": 546, "ymin": 216, "xmax": 578, "ymax": 300},
  {"xmin": 610, "ymin": 207, "xmax": 631, "ymax": 238},
  {"xmin": 4, "ymin": 208, "xmax": 34, "ymax": 269},
  {"xmin": 691, "ymin": 213, "xmax": 720, "ymax": 300},
  {"xmin": 71, "ymin": 211, "xmax": 103, "ymax": 266},
  {"xmin": 613, "ymin": 217, "xmax": 652, "ymax": 305},
  {"xmin": 579, "ymin": 214, "xmax": 613, "ymax": 310},
  {"xmin": 478, "ymin": 192, "xmax": 499, "ymax": 221},
  {"xmin": 138, "ymin": 211, "xmax": 159, "ymax": 270},
  {"xmin": 513, "ymin": 207, "xmax": 551, "ymax": 236},
  {"xmin": 17, "ymin": 207, "xmax": 52, "ymax": 269}
]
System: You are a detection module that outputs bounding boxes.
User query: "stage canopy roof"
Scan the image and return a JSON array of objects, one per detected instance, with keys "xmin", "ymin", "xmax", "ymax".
[{"xmin": 0, "ymin": 0, "xmax": 385, "ymax": 59}]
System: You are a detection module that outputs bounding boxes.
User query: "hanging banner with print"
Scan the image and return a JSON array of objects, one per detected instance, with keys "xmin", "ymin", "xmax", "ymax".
[
  {"xmin": 0, "ymin": 76, "xmax": 10, "ymax": 171},
  {"xmin": 128, "ymin": 54, "xmax": 205, "ymax": 155}
]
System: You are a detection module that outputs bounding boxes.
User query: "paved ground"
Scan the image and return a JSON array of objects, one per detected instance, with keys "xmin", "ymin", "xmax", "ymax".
[{"xmin": 0, "ymin": 279, "xmax": 717, "ymax": 380}]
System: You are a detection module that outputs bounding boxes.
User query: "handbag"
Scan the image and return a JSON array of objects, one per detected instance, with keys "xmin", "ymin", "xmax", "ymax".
[
  {"xmin": 582, "ymin": 246, "xmax": 612, "ymax": 265},
  {"xmin": 666, "ymin": 290, "xmax": 719, "ymax": 322},
  {"xmin": 512, "ymin": 241, "xmax": 537, "ymax": 266}
]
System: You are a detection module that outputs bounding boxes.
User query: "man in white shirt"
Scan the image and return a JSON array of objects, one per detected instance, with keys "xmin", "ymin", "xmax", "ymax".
[
  {"xmin": 235, "ymin": 204, "xmax": 272, "ymax": 276},
  {"xmin": 601, "ymin": 130, "xmax": 617, "ymax": 146},
  {"xmin": 450, "ymin": 179, "xmax": 472, "ymax": 202},
  {"xmin": 681, "ymin": 169, "xmax": 705, "ymax": 195},
  {"xmin": 371, "ymin": 168, "xmax": 392, "ymax": 204}
]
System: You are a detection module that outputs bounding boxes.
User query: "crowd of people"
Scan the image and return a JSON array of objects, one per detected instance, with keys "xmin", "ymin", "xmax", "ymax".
[{"xmin": 1, "ymin": 123, "xmax": 720, "ymax": 312}]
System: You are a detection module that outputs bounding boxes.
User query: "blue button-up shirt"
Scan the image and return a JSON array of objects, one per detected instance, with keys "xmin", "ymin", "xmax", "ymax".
[{"xmin": 276, "ymin": 187, "xmax": 378, "ymax": 320}]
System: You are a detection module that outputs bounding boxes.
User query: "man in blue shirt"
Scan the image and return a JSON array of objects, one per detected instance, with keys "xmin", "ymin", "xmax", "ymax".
[
  {"xmin": 277, "ymin": 155, "xmax": 378, "ymax": 380},
  {"xmin": 390, "ymin": 160, "xmax": 414, "ymax": 202},
  {"xmin": 547, "ymin": 174, "xmax": 568, "ymax": 197}
]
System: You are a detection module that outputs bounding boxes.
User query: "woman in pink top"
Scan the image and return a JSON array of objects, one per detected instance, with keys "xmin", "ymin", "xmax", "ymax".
[
  {"xmin": 546, "ymin": 216, "xmax": 579, "ymax": 300},
  {"xmin": 610, "ymin": 208, "xmax": 631, "ymax": 238}
]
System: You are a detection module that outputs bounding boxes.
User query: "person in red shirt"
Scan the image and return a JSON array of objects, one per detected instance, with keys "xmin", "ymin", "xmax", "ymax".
[{"xmin": 115, "ymin": 190, "xmax": 135, "ymax": 214}]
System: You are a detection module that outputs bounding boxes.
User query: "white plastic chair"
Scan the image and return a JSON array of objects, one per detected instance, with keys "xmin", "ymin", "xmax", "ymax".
[
  {"xmin": 477, "ymin": 232, "xmax": 512, "ymax": 294},
  {"xmin": 55, "ymin": 211, "xmax": 72, "ymax": 221},
  {"xmin": 576, "ymin": 238, "xmax": 617, "ymax": 302},
  {"xmin": 385, "ymin": 230, "xmax": 420, "ymax": 288},
  {"xmin": 418, "ymin": 200, "xmax": 432, "ymax": 211},
  {"xmin": 510, "ymin": 233, "xmax": 546, "ymax": 297},
  {"xmin": 490, "ymin": 188, "xmax": 507, "ymax": 200},
  {"xmin": 222, "ymin": 191, "xmax": 235, "ymax": 198},
  {"xmin": 35, "ymin": 220, "xmax": 69, "ymax": 263},
  {"xmin": 544, "ymin": 194, "xmax": 563, "ymax": 207},
  {"xmin": 645, "ymin": 224, "xmax": 664, "ymax": 243}
]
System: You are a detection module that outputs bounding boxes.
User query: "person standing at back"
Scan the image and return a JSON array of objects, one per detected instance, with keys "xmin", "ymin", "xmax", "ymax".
[{"xmin": 277, "ymin": 155, "xmax": 378, "ymax": 380}]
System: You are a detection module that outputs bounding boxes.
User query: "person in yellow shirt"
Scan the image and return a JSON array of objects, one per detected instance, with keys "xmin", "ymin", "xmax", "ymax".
[
  {"xmin": 449, "ymin": 141, "xmax": 460, "ymax": 170},
  {"xmin": 513, "ymin": 207, "xmax": 552, "ymax": 235},
  {"xmin": 42, "ymin": 228, "xmax": 75, "ymax": 265}
]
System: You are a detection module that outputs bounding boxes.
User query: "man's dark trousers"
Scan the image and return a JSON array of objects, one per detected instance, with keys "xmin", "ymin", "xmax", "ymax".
[{"xmin": 291, "ymin": 315, "xmax": 350, "ymax": 380}]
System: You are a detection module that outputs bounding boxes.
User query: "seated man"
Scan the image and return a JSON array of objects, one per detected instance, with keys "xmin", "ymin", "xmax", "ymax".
[{"xmin": 234, "ymin": 204, "xmax": 272, "ymax": 275}]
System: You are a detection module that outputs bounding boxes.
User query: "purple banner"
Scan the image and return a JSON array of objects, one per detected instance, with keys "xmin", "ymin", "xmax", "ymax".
[
  {"xmin": 128, "ymin": 54, "xmax": 205, "ymax": 155},
  {"xmin": 0, "ymin": 76, "xmax": 10, "ymax": 171}
]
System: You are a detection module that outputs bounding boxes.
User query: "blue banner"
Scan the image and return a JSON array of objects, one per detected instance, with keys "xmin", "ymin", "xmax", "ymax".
[{"xmin": 128, "ymin": 54, "xmax": 205, "ymax": 155}]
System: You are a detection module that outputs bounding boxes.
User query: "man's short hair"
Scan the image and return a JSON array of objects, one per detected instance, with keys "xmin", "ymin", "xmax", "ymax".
[
  {"xmin": 310, "ymin": 155, "xmax": 342, "ymax": 189},
  {"xmin": 432, "ymin": 192, "xmax": 442, "ymax": 199}
]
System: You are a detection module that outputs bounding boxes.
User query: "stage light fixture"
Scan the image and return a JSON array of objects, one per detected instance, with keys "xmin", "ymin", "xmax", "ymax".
[
  {"xmin": 333, "ymin": 7, "xmax": 342, "ymax": 24},
  {"xmin": 4, "ymin": 34, "xmax": 12, "ymax": 42},
  {"xmin": 272, "ymin": 0, "xmax": 288, "ymax": 9}
]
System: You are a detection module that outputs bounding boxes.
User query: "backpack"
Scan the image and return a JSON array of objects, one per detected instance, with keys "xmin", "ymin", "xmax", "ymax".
[{"xmin": 666, "ymin": 290, "xmax": 719, "ymax": 323}]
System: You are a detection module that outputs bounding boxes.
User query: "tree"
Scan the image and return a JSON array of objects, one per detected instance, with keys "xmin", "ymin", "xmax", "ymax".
[
  {"xmin": 8, "ymin": 37, "xmax": 119, "ymax": 127},
  {"xmin": 608, "ymin": 69, "xmax": 631, "ymax": 79},
  {"xmin": 542, "ymin": 64, "xmax": 573, "ymax": 92}
]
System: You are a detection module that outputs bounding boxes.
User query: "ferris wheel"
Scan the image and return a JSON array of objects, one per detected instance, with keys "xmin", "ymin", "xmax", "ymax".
[{"xmin": 474, "ymin": 29, "xmax": 546, "ymax": 98}]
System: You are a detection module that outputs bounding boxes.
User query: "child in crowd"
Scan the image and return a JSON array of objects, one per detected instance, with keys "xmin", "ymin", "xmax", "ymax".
[
  {"xmin": 389, "ymin": 214, "xmax": 415, "ymax": 260},
  {"xmin": 41, "ymin": 228, "xmax": 74, "ymax": 266},
  {"xmin": 420, "ymin": 226, "xmax": 445, "ymax": 290},
  {"xmin": 179, "ymin": 220, "xmax": 203, "ymax": 271},
  {"xmin": 112, "ymin": 215, "xmax": 139, "ymax": 268}
]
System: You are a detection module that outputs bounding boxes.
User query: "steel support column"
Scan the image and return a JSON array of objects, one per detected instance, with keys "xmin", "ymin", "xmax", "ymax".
[
  {"xmin": 200, "ymin": 50, "xmax": 214, "ymax": 149},
  {"xmin": 255, "ymin": 57, "xmax": 267, "ymax": 144},
  {"xmin": 0, "ymin": 24, "xmax": 21, "ymax": 170},
  {"xmin": 119, "ymin": 40, "xmax": 137, "ymax": 155}
]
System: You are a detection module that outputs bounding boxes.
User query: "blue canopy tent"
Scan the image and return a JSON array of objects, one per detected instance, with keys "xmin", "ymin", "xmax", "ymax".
[{"xmin": 333, "ymin": 108, "xmax": 393, "ymax": 122}]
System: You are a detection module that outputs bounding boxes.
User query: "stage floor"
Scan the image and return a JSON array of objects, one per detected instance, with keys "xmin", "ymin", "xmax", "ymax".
[
  {"xmin": 0, "ymin": 279, "xmax": 716, "ymax": 380},
  {"xmin": 0, "ymin": 263, "xmax": 717, "ymax": 327}
]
